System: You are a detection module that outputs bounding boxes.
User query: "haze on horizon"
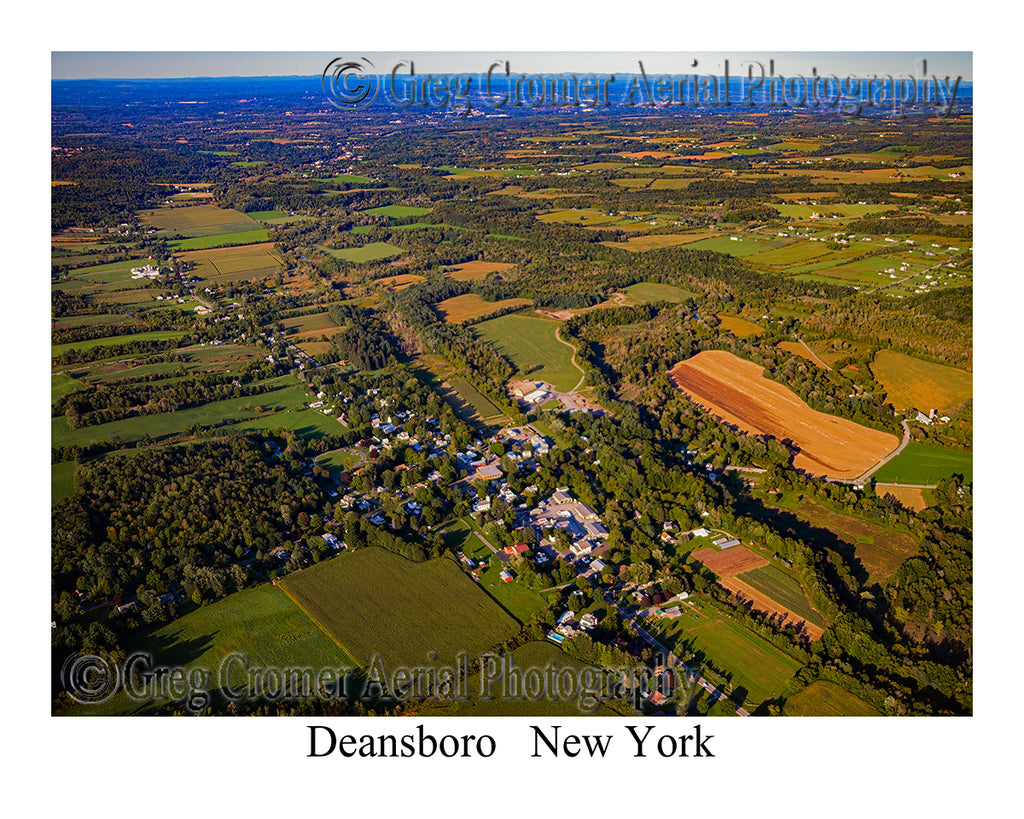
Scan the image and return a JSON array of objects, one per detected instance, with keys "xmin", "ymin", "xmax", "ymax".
[{"xmin": 52, "ymin": 51, "xmax": 972, "ymax": 82}]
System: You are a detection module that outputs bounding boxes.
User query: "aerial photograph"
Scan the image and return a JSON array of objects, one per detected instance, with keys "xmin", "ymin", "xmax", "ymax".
[{"xmin": 50, "ymin": 50, "xmax": 973, "ymax": 723}]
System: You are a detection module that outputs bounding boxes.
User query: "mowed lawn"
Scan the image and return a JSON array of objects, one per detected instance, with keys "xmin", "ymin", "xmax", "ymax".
[
  {"xmin": 647, "ymin": 604, "xmax": 804, "ymax": 708},
  {"xmin": 60, "ymin": 584, "xmax": 353, "ymax": 716},
  {"xmin": 872, "ymin": 442, "xmax": 973, "ymax": 485},
  {"xmin": 278, "ymin": 548, "xmax": 519, "ymax": 669},
  {"xmin": 473, "ymin": 314, "xmax": 580, "ymax": 392},
  {"xmin": 869, "ymin": 349, "xmax": 972, "ymax": 412}
]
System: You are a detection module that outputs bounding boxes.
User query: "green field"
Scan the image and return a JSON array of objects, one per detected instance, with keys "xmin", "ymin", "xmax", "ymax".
[
  {"xmin": 245, "ymin": 210, "xmax": 287, "ymax": 220},
  {"xmin": 735, "ymin": 565, "xmax": 825, "ymax": 628},
  {"xmin": 278, "ymin": 548, "xmax": 519, "ymax": 669},
  {"xmin": 319, "ymin": 242, "xmax": 405, "ymax": 263},
  {"xmin": 51, "ymin": 375, "xmax": 314, "ymax": 448},
  {"xmin": 773, "ymin": 203, "xmax": 897, "ymax": 220},
  {"xmin": 647, "ymin": 604, "xmax": 804, "ymax": 708},
  {"xmin": 422, "ymin": 641, "xmax": 619, "ymax": 716},
  {"xmin": 783, "ymin": 680, "xmax": 881, "ymax": 716},
  {"xmin": 473, "ymin": 314, "xmax": 581, "ymax": 393},
  {"xmin": 476, "ymin": 558, "xmax": 548, "ymax": 624},
  {"xmin": 52, "ymin": 329, "xmax": 187, "ymax": 359},
  {"xmin": 139, "ymin": 204, "xmax": 256, "ymax": 235},
  {"xmin": 361, "ymin": 205, "xmax": 432, "ymax": 219},
  {"xmin": 315, "ymin": 448, "xmax": 365, "ymax": 473},
  {"xmin": 441, "ymin": 518, "xmax": 493, "ymax": 560},
  {"xmin": 411, "ymin": 356, "xmax": 511, "ymax": 430},
  {"xmin": 168, "ymin": 229, "xmax": 271, "ymax": 251},
  {"xmin": 869, "ymin": 349, "xmax": 972, "ymax": 413},
  {"xmin": 52, "ymin": 372, "xmax": 87, "ymax": 401},
  {"xmin": 621, "ymin": 282, "xmax": 698, "ymax": 304},
  {"xmin": 60, "ymin": 584, "xmax": 354, "ymax": 716},
  {"xmin": 872, "ymin": 442, "xmax": 972, "ymax": 484},
  {"xmin": 52, "ymin": 461, "xmax": 76, "ymax": 503},
  {"xmin": 684, "ymin": 236, "xmax": 787, "ymax": 257}
]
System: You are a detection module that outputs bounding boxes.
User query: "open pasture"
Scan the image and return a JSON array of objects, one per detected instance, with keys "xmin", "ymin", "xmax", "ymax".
[
  {"xmin": 648, "ymin": 605, "xmax": 804, "ymax": 708},
  {"xmin": 537, "ymin": 208, "xmax": 620, "ymax": 227},
  {"xmin": 139, "ymin": 204, "xmax": 257, "ymax": 235},
  {"xmin": 872, "ymin": 443, "xmax": 972, "ymax": 485},
  {"xmin": 361, "ymin": 205, "xmax": 432, "ymax": 219},
  {"xmin": 472, "ymin": 314, "xmax": 579, "ymax": 392},
  {"xmin": 669, "ymin": 350, "xmax": 899, "ymax": 480},
  {"xmin": 60, "ymin": 584, "xmax": 353, "ymax": 715},
  {"xmin": 319, "ymin": 242, "xmax": 405, "ymax": 264},
  {"xmin": 278, "ymin": 548, "xmax": 519, "ymax": 669},
  {"xmin": 168, "ymin": 229, "xmax": 271, "ymax": 251},
  {"xmin": 717, "ymin": 314, "xmax": 763, "ymax": 338},
  {"xmin": 376, "ymin": 273, "xmax": 426, "ymax": 290},
  {"xmin": 781, "ymin": 495, "xmax": 922, "ymax": 580},
  {"xmin": 444, "ymin": 261, "xmax": 517, "ymax": 281},
  {"xmin": 434, "ymin": 293, "xmax": 533, "ymax": 325},
  {"xmin": 783, "ymin": 681, "xmax": 881, "ymax": 716},
  {"xmin": 600, "ymin": 232, "xmax": 717, "ymax": 253},
  {"xmin": 620, "ymin": 282, "xmax": 698, "ymax": 304},
  {"xmin": 869, "ymin": 349, "xmax": 971, "ymax": 412},
  {"xmin": 682, "ymin": 235, "xmax": 787, "ymax": 257}
]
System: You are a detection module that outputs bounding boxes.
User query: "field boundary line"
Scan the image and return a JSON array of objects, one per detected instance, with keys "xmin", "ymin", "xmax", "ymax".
[{"xmin": 276, "ymin": 580, "xmax": 361, "ymax": 668}]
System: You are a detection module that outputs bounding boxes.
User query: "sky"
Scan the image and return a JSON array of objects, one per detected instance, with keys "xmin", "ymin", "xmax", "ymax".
[{"xmin": 51, "ymin": 51, "xmax": 973, "ymax": 82}]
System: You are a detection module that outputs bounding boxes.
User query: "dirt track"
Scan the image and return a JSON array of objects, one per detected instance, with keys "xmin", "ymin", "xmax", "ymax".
[{"xmin": 669, "ymin": 350, "xmax": 898, "ymax": 480}]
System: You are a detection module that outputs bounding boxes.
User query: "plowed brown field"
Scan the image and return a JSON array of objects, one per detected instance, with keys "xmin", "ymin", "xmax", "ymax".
[
  {"xmin": 692, "ymin": 545, "xmax": 767, "ymax": 576},
  {"xmin": 669, "ymin": 350, "xmax": 898, "ymax": 480}
]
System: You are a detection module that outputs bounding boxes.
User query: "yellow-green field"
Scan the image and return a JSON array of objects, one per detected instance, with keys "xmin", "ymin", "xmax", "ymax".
[
  {"xmin": 869, "ymin": 349, "xmax": 972, "ymax": 412},
  {"xmin": 434, "ymin": 293, "xmax": 533, "ymax": 324},
  {"xmin": 601, "ymin": 232, "xmax": 718, "ymax": 253},
  {"xmin": 783, "ymin": 681, "xmax": 881, "ymax": 716},
  {"xmin": 717, "ymin": 314, "xmax": 764, "ymax": 338}
]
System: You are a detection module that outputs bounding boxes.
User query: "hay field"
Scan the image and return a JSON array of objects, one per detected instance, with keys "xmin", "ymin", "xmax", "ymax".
[
  {"xmin": 444, "ymin": 261, "xmax": 516, "ymax": 281},
  {"xmin": 869, "ymin": 349, "xmax": 972, "ymax": 412},
  {"xmin": 434, "ymin": 293, "xmax": 533, "ymax": 324}
]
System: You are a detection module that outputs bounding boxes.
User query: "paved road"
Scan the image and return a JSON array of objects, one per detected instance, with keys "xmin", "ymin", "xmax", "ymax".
[{"xmin": 851, "ymin": 420, "xmax": 912, "ymax": 484}]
